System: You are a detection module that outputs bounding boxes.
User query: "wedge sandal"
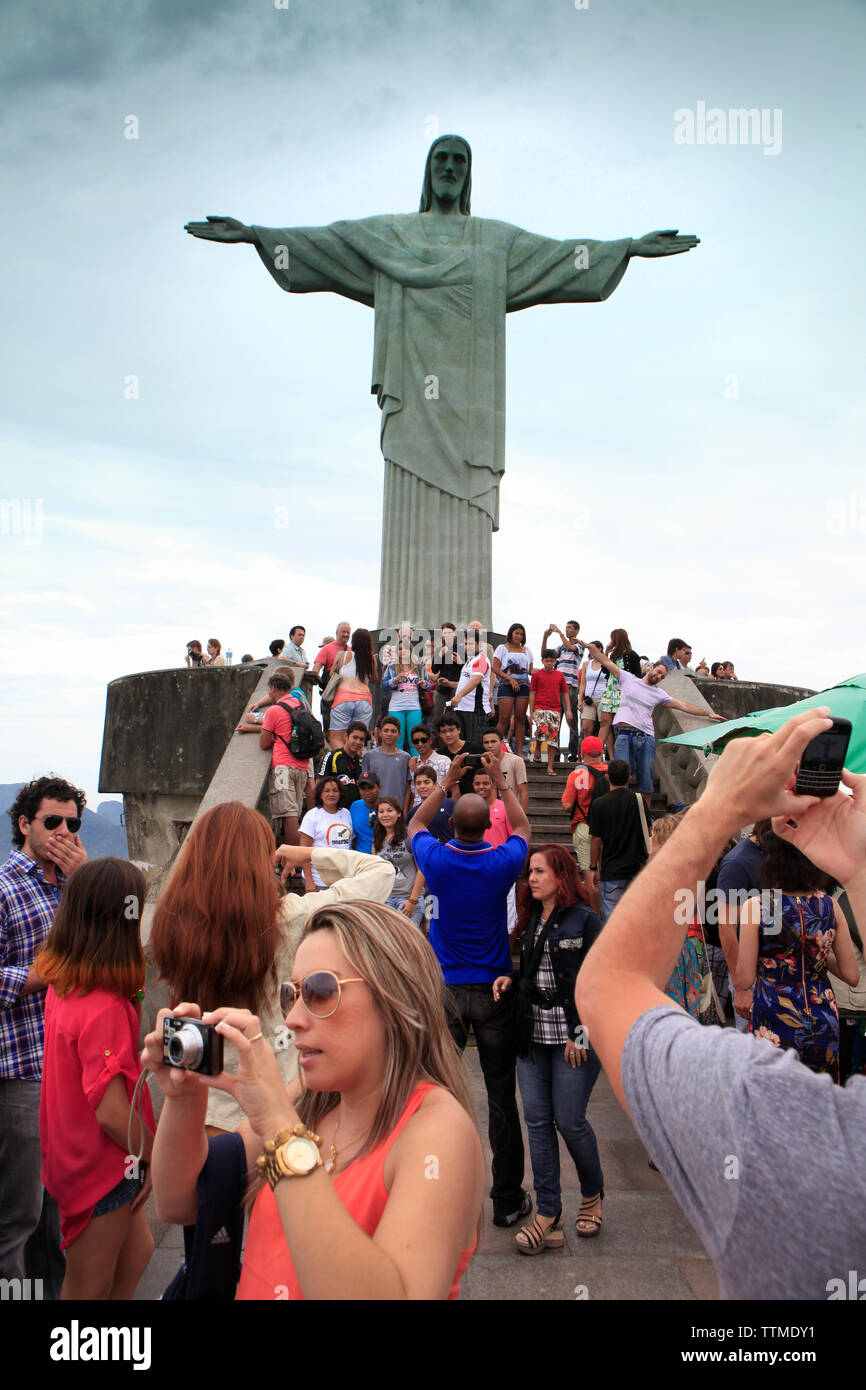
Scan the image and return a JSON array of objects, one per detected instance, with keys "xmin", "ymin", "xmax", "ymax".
[
  {"xmin": 576, "ymin": 1192, "xmax": 603, "ymax": 1238},
  {"xmin": 514, "ymin": 1210, "xmax": 564, "ymax": 1256}
]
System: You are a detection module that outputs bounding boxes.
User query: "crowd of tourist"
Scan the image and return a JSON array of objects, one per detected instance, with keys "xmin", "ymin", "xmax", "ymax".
[{"xmin": 1, "ymin": 612, "xmax": 863, "ymax": 1304}]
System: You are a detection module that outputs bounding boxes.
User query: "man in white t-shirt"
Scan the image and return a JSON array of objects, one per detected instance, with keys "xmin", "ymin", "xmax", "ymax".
[
  {"xmin": 450, "ymin": 629, "xmax": 492, "ymax": 747},
  {"xmin": 583, "ymin": 644, "xmax": 724, "ymax": 806}
]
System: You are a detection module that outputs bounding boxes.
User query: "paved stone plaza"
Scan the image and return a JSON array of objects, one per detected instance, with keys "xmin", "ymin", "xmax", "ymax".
[{"xmin": 134, "ymin": 1045, "xmax": 718, "ymax": 1303}]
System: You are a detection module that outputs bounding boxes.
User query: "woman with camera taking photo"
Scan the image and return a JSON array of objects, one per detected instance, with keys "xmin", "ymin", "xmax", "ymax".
[{"xmin": 142, "ymin": 901, "xmax": 483, "ymax": 1299}]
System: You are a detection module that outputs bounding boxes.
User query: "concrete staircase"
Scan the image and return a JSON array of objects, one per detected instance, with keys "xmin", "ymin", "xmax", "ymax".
[{"xmin": 525, "ymin": 757, "xmax": 673, "ymax": 849}]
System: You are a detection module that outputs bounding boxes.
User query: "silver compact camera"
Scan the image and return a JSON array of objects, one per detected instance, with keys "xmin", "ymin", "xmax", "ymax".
[{"xmin": 162, "ymin": 1015, "xmax": 224, "ymax": 1076}]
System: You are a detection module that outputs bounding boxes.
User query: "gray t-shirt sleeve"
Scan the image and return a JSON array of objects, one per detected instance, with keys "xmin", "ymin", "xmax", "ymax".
[{"xmin": 622, "ymin": 1005, "xmax": 866, "ymax": 1299}]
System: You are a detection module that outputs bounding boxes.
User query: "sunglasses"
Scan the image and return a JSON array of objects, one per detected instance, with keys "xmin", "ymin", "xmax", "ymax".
[
  {"xmin": 32, "ymin": 815, "xmax": 81, "ymax": 833},
  {"xmin": 280, "ymin": 972, "xmax": 365, "ymax": 1019},
  {"xmin": 412, "ymin": 737, "xmax": 430, "ymax": 745}
]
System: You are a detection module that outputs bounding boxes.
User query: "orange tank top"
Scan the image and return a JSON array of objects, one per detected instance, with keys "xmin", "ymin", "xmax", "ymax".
[{"xmin": 236, "ymin": 1082, "xmax": 476, "ymax": 1300}]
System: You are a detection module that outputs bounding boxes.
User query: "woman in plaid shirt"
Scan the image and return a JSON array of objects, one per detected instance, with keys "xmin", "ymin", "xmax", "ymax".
[{"xmin": 493, "ymin": 844, "xmax": 604, "ymax": 1252}]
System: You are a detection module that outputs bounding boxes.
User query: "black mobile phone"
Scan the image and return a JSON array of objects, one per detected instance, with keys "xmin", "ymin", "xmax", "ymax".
[{"xmin": 794, "ymin": 717, "xmax": 852, "ymax": 797}]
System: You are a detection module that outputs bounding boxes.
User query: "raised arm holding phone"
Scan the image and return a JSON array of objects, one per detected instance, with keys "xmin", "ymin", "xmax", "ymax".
[{"xmin": 576, "ymin": 709, "xmax": 866, "ymax": 1300}]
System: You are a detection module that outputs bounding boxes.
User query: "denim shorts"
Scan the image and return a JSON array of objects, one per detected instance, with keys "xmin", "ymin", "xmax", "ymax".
[
  {"xmin": 330, "ymin": 698, "xmax": 373, "ymax": 731},
  {"xmin": 496, "ymin": 681, "xmax": 530, "ymax": 702},
  {"xmin": 92, "ymin": 1173, "xmax": 142, "ymax": 1218}
]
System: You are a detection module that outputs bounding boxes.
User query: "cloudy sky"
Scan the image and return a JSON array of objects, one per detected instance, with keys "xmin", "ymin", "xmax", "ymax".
[{"xmin": 1, "ymin": 0, "xmax": 864, "ymax": 805}]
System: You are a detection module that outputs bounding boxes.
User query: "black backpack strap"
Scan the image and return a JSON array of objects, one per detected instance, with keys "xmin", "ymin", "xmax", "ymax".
[
  {"xmin": 269, "ymin": 699, "xmax": 298, "ymax": 753},
  {"xmin": 162, "ymin": 1132, "xmax": 246, "ymax": 1301}
]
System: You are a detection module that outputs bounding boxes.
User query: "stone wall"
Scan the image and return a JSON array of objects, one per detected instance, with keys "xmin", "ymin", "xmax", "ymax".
[{"xmin": 653, "ymin": 673, "xmax": 815, "ymax": 811}]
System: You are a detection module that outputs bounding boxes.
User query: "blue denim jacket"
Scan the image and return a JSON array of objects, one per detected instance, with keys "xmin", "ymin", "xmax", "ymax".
[{"xmin": 516, "ymin": 902, "xmax": 602, "ymax": 1041}]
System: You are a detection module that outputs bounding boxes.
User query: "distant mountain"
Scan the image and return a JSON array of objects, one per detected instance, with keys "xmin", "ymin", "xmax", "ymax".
[{"xmin": 0, "ymin": 785, "xmax": 128, "ymax": 862}]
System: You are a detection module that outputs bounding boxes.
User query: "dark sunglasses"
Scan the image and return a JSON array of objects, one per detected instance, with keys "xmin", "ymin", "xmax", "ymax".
[
  {"xmin": 32, "ymin": 815, "xmax": 81, "ymax": 833},
  {"xmin": 412, "ymin": 736, "xmax": 430, "ymax": 745},
  {"xmin": 280, "ymin": 972, "xmax": 365, "ymax": 1019}
]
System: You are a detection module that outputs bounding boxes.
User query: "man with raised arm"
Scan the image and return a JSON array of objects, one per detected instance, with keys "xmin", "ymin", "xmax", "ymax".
[
  {"xmin": 576, "ymin": 710, "xmax": 866, "ymax": 1300},
  {"xmin": 583, "ymin": 640, "xmax": 723, "ymax": 808},
  {"xmin": 408, "ymin": 753, "xmax": 531, "ymax": 1228}
]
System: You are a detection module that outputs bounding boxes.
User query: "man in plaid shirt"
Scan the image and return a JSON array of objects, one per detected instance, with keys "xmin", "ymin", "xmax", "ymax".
[{"xmin": 0, "ymin": 777, "xmax": 87, "ymax": 1289}]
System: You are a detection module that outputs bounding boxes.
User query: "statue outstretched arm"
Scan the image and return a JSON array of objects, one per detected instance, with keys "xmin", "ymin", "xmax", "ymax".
[
  {"xmin": 185, "ymin": 215, "xmax": 376, "ymax": 306},
  {"xmin": 630, "ymin": 229, "xmax": 700, "ymax": 258},
  {"xmin": 184, "ymin": 216, "xmax": 255, "ymax": 244}
]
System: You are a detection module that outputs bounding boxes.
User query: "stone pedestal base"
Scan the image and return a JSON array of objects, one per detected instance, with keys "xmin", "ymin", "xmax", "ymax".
[{"xmin": 377, "ymin": 459, "xmax": 492, "ymax": 630}]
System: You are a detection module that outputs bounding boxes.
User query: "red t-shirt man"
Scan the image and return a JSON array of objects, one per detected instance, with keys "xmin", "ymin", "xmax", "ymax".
[
  {"xmin": 262, "ymin": 696, "xmax": 309, "ymax": 772},
  {"xmin": 483, "ymin": 799, "xmax": 513, "ymax": 850}
]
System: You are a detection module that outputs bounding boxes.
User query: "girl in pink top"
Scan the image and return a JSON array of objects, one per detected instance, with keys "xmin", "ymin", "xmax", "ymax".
[
  {"xmin": 144, "ymin": 900, "xmax": 483, "ymax": 1299},
  {"xmin": 37, "ymin": 858, "xmax": 155, "ymax": 1299}
]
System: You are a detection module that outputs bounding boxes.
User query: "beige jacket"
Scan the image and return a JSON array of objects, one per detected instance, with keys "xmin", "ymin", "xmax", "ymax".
[{"xmin": 205, "ymin": 849, "xmax": 395, "ymax": 1131}]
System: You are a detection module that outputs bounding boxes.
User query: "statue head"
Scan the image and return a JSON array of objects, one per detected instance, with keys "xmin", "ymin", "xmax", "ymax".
[{"xmin": 419, "ymin": 135, "xmax": 472, "ymax": 214}]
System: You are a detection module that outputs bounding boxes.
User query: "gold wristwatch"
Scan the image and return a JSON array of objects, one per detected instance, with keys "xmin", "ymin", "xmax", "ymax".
[{"xmin": 257, "ymin": 1123, "xmax": 324, "ymax": 1189}]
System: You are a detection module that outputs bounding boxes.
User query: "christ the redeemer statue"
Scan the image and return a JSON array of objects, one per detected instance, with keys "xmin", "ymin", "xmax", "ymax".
[{"xmin": 186, "ymin": 136, "xmax": 698, "ymax": 630}]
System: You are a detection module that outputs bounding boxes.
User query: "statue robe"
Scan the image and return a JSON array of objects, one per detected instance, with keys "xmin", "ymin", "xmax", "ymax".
[{"xmin": 252, "ymin": 214, "xmax": 631, "ymax": 628}]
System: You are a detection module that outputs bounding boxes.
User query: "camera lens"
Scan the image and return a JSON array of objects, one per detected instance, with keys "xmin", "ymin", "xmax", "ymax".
[{"xmin": 167, "ymin": 1023, "xmax": 204, "ymax": 1069}]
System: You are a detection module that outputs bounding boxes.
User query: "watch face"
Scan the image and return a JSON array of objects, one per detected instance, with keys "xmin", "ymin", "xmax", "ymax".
[{"xmin": 285, "ymin": 1137, "xmax": 319, "ymax": 1173}]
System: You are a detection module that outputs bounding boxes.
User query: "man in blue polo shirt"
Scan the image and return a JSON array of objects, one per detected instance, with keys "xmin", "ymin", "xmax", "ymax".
[{"xmin": 409, "ymin": 752, "xmax": 531, "ymax": 1227}]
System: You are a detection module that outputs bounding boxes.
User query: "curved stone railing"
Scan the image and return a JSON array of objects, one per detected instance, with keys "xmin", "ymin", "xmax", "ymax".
[
  {"xmin": 653, "ymin": 673, "xmax": 815, "ymax": 812},
  {"xmin": 99, "ymin": 658, "xmax": 311, "ymax": 885}
]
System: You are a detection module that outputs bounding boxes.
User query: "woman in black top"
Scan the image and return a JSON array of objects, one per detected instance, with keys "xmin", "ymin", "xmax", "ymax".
[{"xmin": 493, "ymin": 844, "xmax": 604, "ymax": 1252}]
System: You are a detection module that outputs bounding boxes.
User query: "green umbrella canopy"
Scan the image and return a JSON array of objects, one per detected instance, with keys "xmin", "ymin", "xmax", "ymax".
[{"xmin": 661, "ymin": 674, "xmax": 866, "ymax": 774}]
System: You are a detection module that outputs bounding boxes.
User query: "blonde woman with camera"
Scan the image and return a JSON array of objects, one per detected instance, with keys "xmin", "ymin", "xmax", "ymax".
[{"xmin": 143, "ymin": 901, "xmax": 483, "ymax": 1299}]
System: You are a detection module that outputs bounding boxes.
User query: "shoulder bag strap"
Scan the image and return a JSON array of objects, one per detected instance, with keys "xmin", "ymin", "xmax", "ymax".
[
  {"xmin": 634, "ymin": 789, "xmax": 651, "ymax": 856},
  {"xmin": 322, "ymin": 653, "xmax": 345, "ymax": 704},
  {"xmin": 521, "ymin": 906, "xmax": 561, "ymax": 981}
]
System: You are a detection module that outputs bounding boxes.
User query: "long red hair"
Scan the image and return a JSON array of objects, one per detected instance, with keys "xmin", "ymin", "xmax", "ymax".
[
  {"xmin": 515, "ymin": 844, "xmax": 588, "ymax": 934},
  {"xmin": 150, "ymin": 802, "xmax": 279, "ymax": 1013}
]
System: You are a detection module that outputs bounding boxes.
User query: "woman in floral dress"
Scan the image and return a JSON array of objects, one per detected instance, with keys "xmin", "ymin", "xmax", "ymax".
[
  {"xmin": 652, "ymin": 812, "xmax": 703, "ymax": 1017},
  {"xmin": 735, "ymin": 832, "xmax": 859, "ymax": 1082}
]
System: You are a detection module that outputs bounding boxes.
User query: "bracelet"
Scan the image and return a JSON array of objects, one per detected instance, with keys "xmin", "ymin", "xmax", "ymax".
[
  {"xmin": 407, "ymin": 898, "xmax": 418, "ymax": 906},
  {"xmin": 589, "ymin": 865, "xmax": 598, "ymax": 872}
]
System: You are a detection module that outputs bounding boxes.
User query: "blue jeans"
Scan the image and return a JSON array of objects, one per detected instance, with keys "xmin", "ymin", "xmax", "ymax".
[
  {"xmin": 0, "ymin": 1078, "xmax": 64, "ymax": 1297},
  {"xmin": 614, "ymin": 728, "xmax": 656, "ymax": 794},
  {"xmin": 386, "ymin": 893, "xmax": 424, "ymax": 926},
  {"xmin": 517, "ymin": 1042, "xmax": 604, "ymax": 1217},
  {"xmin": 599, "ymin": 879, "xmax": 629, "ymax": 923}
]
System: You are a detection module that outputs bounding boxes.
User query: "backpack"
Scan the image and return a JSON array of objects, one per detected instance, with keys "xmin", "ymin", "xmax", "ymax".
[
  {"xmin": 565, "ymin": 764, "xmax": 610, "ymax": 828},
  {"xmin": 274, "ymin": 698, "xmax": 325, "ymax": 761}
]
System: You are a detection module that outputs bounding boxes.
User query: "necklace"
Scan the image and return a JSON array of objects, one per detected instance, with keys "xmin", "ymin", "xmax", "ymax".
[{"xmin": 324, "ymin": 1109, "xmax": 365, "ymax": 1175}]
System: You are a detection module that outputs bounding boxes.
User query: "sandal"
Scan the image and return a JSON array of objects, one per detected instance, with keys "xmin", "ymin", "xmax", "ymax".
[
  {"xmin": 514, "ymin": 1210, "xmax": 564, "ymax": 1256},
  {"xmin": 576, "ymin": 1192, "xmax": 603, "ymax": 1238}
]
